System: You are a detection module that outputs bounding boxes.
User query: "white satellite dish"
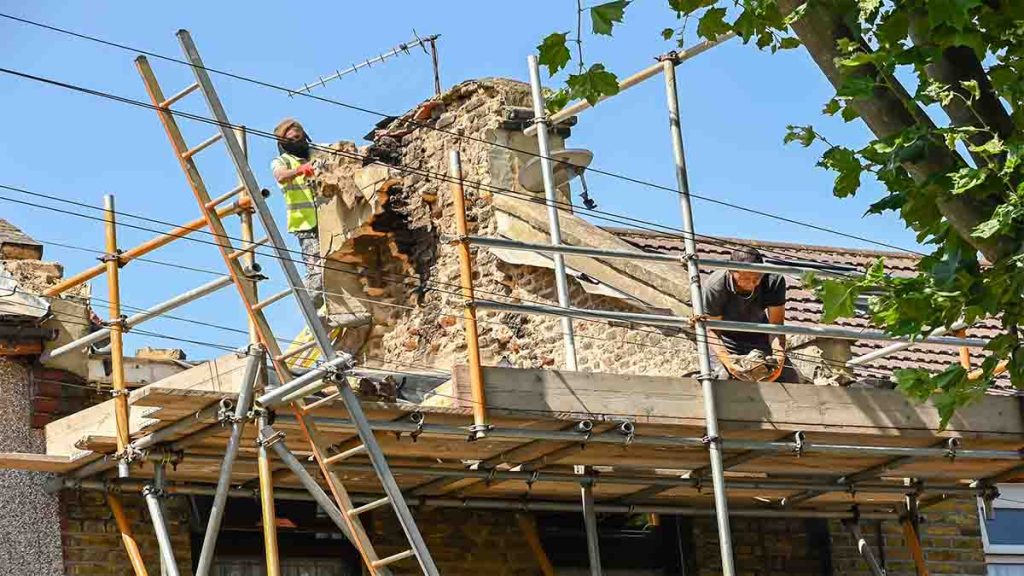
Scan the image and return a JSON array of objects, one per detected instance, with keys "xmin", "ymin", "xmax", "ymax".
[{"xmin": 518, "ymin": 149, "xmax": 594, "ymax": 192}]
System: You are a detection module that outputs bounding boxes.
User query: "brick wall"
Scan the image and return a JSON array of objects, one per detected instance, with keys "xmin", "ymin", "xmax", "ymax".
[
  {"xmin": 61, "ymin": 489, "xmax": 193, "ymax": 575},
  {"xmin": 370, "ymin": 507, "xmax": 543, "ymax": 575},
  {"xmin": 830, "ymin": 500, "xmax": 986, "ymax": 576},
  {"xmin": 691, "ymin": 516, "xmax": 831, "ymax": 575}
]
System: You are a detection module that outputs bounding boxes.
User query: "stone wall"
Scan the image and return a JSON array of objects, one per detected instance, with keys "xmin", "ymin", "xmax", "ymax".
[
  {"xmin": 0, "ymin": 358, "xmax": 65, "ymax": 575},
  {"xmin": 316, "ymin": 78, "xmax": 699, "ymax": 380},
  {"xmin": 61, "ymin": 490, "xmax": 193, "ymax": 575}
]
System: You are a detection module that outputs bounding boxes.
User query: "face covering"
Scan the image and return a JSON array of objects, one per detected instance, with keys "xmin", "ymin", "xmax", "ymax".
[{"xmin": 280, "ymin": 136, "xmax": 310, "ymax": 159}]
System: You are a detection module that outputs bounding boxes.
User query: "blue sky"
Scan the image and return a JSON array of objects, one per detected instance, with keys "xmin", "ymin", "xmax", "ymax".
[{"xmin": 0, "ymin": 1, "xmax": 919, "ymax": 360}]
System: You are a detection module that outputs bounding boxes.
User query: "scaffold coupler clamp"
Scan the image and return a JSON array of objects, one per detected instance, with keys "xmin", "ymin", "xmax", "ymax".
[
  {"xmin": 979, "ymin": 483, "xmax": 1000, "ymax": 520},
  {"xmin": 658, "ymin": 50, "xmax": 681, "ymax": 63},
  {"xmin": 98, "ymin": 249, "xmax": 125, "ymax": 268},
  {"xmin": 618, "ymin": 421, "xmax": 635, "ymax": 446},
  {"xmin": 407, "ymin": 411, "xmax": 426, "ymax": 442},
  {"xmin": 142, "ymin": 483, "xmax": 167, "ymax": 499},
  {"xmin": 701, "ymin": 433, "xmax": 720, "ymax": 449},
  {"xmin": 576, "ymin": 419, "xmax": 594, "ymax": 442},
  {"xmin": 525, "ymin": 470, "xmax": 541, "ymax": 496},
  {"xmin": 102, "ymin": 315, "xmax": 129, "ymax": 331},
  {"xmin": 259, "ymin": 428, "xmax": 286, "ymax": 449},
  {"xmin": 467, "ymin": 423, "xmax": 492, "ymax": 442},
  {"xmin": 692, "ymin": 475, "xmax": 704, "ymax": 493},
  {"xmin": 217, "ymin": 398, "xmax": 238, "ymax": 425},
  {"xmin": 945, "ymin": 437, "xmax": 961, "ymax": 461},
  {"xmin": 793, "ymin": 431, "xmax": 806, "ymax": 457}
]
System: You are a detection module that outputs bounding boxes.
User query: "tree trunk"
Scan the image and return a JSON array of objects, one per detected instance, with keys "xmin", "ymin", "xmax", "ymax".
[{"xmin": 777, "ymin": 0, "xmax": 1013, "ymax": 262}]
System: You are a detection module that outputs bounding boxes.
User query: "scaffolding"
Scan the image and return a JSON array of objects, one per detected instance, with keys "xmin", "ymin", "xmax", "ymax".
[{"xmin": 12, "ymin": 28, "xmax": 1023, "ymax": 576}]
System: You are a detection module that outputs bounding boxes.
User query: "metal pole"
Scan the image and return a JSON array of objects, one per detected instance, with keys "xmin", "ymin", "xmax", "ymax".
[
  {"xmin": 429, "ymin": 38, "xmax": 442, "ymax": 95},
  {"xmin": 449, "ymin": 150, "xmax": 489, "ymax": 437},
  {"xmin": 579, "ymin": 467, "xmax": 603, "ymax": 576},
  {"xmin": 108, "ymin": 492, "xmax": 150, "ymax": 576},
  {"xmin": 300, "ymin": 415, "xmax": 1024, "ymax": 459},
  {"xmin": 465, "ymin": 235, "xmax": 856, "ymax": 277},
  {"xmin": 143, "ymin": 463, "xmax": 180, "ymax": 576},
  {"xmin": 256, "ymin": 413, "xmax": 281, "ymax": 576},
  {"xmin": 71, "ymin": 479, "xmax": 907, "ymax": 520},
  {"xmin": 527, "ymin": 54, "xmax": 578, "ymax": 370},
  {"xmin": 42, "ymin": 275, "xmax": 234, "ymax": 361},
  {"xmin": 235, "ymin": 125, "xmax": 260, "ymax": 345},
  {"xmin": 843, "ymin": 520, "xmax": 887, "ymax": 576},
  {"xmin": 848, "ymin": 322, "xmax": 966, "ymax": 366},
  {"xmin": 471, "ymin": 299, "xmax": 989, "ymax": 348},
  {"xmin": 524, "ymin": 33, "xmax": 736, "ymax": 137},
  {"xmin": 256, "ymin": 354, "xmax": 352, "ymax": 407},
  {"xmin": 195, "ymin": 348, "xmax": 261, "ymax": 576},
  {"xmin": 45, "ymin": 199, "xmax": 251, "ymax": 297},
  {"xmin": 104, "ymin": 194, "xmax": 132, "ymax": 479},
  {"xmin": 662, "ymin": 59, "xmax": 735, "ymax": 575},
  {"xmin": 260, "ymin": 427, "xmax": 356, "ymax": 543}
]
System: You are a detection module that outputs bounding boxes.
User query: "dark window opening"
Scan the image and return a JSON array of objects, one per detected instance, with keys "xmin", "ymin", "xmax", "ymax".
[{"xmin": 188, "ymin": 496, "xmax": 360, "ymax": 576}]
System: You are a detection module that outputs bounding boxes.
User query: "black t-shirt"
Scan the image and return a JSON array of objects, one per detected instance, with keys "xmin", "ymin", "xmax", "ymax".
[{"xmin": 702, "ymin": 270, "xmax": 786, "ymax": 355}]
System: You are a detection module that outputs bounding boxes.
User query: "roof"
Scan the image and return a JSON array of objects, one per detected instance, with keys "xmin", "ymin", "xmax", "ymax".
[
  {"xmin": 0, "ymin": 218, "xmax": 42, "ymax": 260},
  {"xmin": 608, "ymin": 227, "xmax": 1011, "ymax": 393}
]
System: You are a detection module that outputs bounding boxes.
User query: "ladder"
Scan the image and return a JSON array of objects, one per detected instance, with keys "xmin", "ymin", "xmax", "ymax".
[{"xmin": 134, "ymin": 29, "xmax": 439, "ymax": 576}]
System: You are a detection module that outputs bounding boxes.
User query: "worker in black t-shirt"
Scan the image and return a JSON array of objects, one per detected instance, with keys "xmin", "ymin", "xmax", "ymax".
[{"xmin": 703, "ymin": 246, "xmax": 793, "ymax": 382}]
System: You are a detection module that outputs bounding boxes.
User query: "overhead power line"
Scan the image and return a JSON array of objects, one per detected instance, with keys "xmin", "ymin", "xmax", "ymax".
[{"xmin": 0, "ymin": 11, "xmax": 924, "ymax": 255}]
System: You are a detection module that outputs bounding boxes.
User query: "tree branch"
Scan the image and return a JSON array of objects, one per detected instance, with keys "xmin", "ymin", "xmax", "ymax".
[
  {"xmin": 908, "ymin": 13, "xmax": 1015, "ymax": 167},
  {"xmin": 777, "ymin": 0, "xmax": 1014, "ymax": 262}
]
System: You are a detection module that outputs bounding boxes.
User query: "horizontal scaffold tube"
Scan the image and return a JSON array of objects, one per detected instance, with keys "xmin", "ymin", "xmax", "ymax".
[
  {"xmin": 300, "ymin": 416, "xmax": 1022, "ymax": 460},
  {"xmin": 472, "ymin": 300, "xmax": 990, "ymax": 348},
  {"xmin": 62, "ymin": 478, "xmax": 900, "ymax": 520},
  {"xmin": 465, "ymin": 235, "xmax": 856, "ymax": 278},
  {"xmin": 41, "ymin": 276, "xmax": 234, "ymax": 362},
  {"xmin": 255, "ymin": 354, "xmax": 352, "ymax": 408}
]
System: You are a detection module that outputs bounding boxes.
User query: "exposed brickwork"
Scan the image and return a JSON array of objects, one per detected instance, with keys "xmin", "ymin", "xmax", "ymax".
[
  {"xmin": 370, "ymin": 507, "xmax": 542, "ymax": 575},
  {"xmin": 61, "ymin": 489, "xmax": 193, "ymax": 575},
  {"xmin": 830, "ymin": 500, "xmax": 986, "ymax": 576},
  {"xmin": 30, "ymin": 367, "xmax": 105, "ymax": 428},
  {"xmin": 692, "ymin": 516, "xmax": 831, "ymax": 575}
]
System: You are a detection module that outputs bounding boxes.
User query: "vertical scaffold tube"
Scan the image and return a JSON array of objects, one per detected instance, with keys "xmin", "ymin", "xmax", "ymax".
[
  {"xmin": 144, "ymin": 463, "xmax": 180, "ymax": 576},
  {"xmin": 104, "ymin": 194, "xmax": 132, "ymax": 479},
  {"xmin": 527, "ymin": 54, "xmax": 578, "ymax": 371},
  {"xmin": 257, "ymin": 412, "xmax": 281, "ymax": 576},
  {"xmin": 449, "ymin": 150, "xmax": 489, "ymax": 437},
  {"xmin": 662, "ymin": 59, "xmax": 736, "ymax": 575}
]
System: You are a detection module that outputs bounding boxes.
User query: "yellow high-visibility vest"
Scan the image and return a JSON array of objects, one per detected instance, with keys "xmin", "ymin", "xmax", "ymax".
[{"xmin": 276, "ymin": 153, "xmax": 318, "ymax": 233}]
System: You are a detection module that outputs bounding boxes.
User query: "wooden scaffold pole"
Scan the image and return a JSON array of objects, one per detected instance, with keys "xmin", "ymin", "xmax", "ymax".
[
  {"xmin": 103, "ymin": 194, "xmax": 132, "ymax": 479},
  {"xmin": 107, "ymin": 492, "xmax": 149, "ymax": 576}
]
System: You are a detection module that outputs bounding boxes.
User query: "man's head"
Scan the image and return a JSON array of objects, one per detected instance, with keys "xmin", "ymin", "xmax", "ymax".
[
  {"xmin": 275, "ymin": 118, "xmax": 310, "ymax": 158},
  {"xmin": 729, "ymin": 246, "xmax": 764, "ymax": 293}
]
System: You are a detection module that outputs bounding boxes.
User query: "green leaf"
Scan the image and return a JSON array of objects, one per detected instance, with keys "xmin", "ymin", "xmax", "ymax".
[
  {"xmin": 591, "ymin": 0, "xmax": 630, "ymax": 36},
  {"xmin": 928, "ymin": 0, "xmax": 982, "ymax": 32},
  {"xmin": 823, "ymin": 98, "xmax": 841, "ymax": 116},
  {"xmin": 836, "ymin": 75, "xmax": 877, "ymax": 99},
  {"xmin": 777, "ymin": 36, "xmax": 801, "ymax": 50},
  {"xmin": 818, "ymin": 146, "xmax": 863, "ymax": 198},
  {"xmin": 818, "ymin": 279, "xmax": 859, "ymax": 323},
  {"xmin": 546, "ymin": 88, "xmax": 571, "ymax": 114},
  {"xmin": 566, "ymin": 64, "xmax": 620, "ymax": 106},
  {"xmin": 866, "ymin": 192, "xmax": 906, "ymax": 215},
  {"xmin": 668, "ymin": 0, "xmax": 715, "ymax": 15},
  {"xmin": 840, "ymin": 104, "xmax": 860, "ymax": 122},
  {"xmin": 537, "ymin": 32, "xmax": 572, "ymax": 77},
  {"xmin": 858, "ymin": 0, "xmax": 882, "ymax": 21},
  {"xmin": 969, "ymin": 136, "xmax": 1005, "ymax": 157},
  {"xmin": 783, "ymin": 125, "xmax": 817, "ymax": 147},
  {"xmin": 661, "ymin": 27, "xmax": 676, "ymax": 40},
  {"xmin": 697, "ymin": 8, "xmax": 731, "ymax": 41},
  {"xmin": 838, "ymin": 51, "xmax": 879, "ymax": 67},
  {"xmin": 960, "ymin": 79, "xmax": 981, "ymax": 100},
  {"xmin": 950, "ymin": 167, "xmax": 988, "ymax": 195}
]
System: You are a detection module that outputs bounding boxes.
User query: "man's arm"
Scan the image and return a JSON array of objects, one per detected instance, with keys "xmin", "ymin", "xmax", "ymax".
[
  {"xmin": 766, "ymin": 304, "xmax": 786, "ymax": 359},
  {"xmin": 705, "ymin": 315, "xmax": 736, "ymax": 375},
  {"xmin": 272, "ymin": 157, "xmax": 314, "ymax": 184}
]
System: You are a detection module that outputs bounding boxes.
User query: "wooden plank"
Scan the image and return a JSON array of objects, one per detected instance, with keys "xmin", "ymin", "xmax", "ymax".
[
  {"xmin": 43, "ymin": 354, "xmax": 249, "ymax": 462},
  {"xmin": 0, "ymin": 452, "xmax": 77, "ymax": 473},
  {"xmin": 451, "ymin": 366, "xmax": 1024, "ymax": 437}
]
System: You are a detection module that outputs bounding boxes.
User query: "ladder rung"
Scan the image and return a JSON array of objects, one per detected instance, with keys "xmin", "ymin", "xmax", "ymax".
[
  {"xmin": 323, "ymin": 444, "xmax": 367, "ymax": 465},
  {"xmin": 253, "ymin": 288, "xmax": 292, "ymax": 311},
  {"xmin": 206, "ymin": 184, "xmax": 246, "ymax": 209},
  {"xmin": 276, "ymin": 339, "xmax": 317, "ymax": 361},
  {"xmin": 181, "ymin": 132, "xmax": 224, "ymax": 159},
  {"xmin": 159, "ymin": 82, "xmax": 199, "ymax": 108},
  {"xmin": 302, "ymin": 391, "xmax": 342, "ymax": 414},
  {"xmin": 229, "ymin": 236, "xmax": 270, "ymax": 260},
  {"xmin": 348, "ymin": 497, "xmax": 392, "ymax": 517},
  {"xmin": 372, "ymin": 549, "xmax": 415, "ymax": 568}
]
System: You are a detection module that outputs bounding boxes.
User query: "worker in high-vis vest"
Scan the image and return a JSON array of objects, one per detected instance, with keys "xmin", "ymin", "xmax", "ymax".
[{"xmin": 272, "ymin": 118, "xmax": 369, "ymax": 328}]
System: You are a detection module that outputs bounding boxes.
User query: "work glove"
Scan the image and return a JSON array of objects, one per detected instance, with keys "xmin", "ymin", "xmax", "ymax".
[{"xmin": 296, "ymin": 163, "xmax": 315, "ymax": 178}]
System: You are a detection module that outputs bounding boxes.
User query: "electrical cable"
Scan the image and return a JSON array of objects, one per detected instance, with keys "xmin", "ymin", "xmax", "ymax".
[{"xmin": 0, "ymin": 11, "xmax": 925, "ymax": 255}]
